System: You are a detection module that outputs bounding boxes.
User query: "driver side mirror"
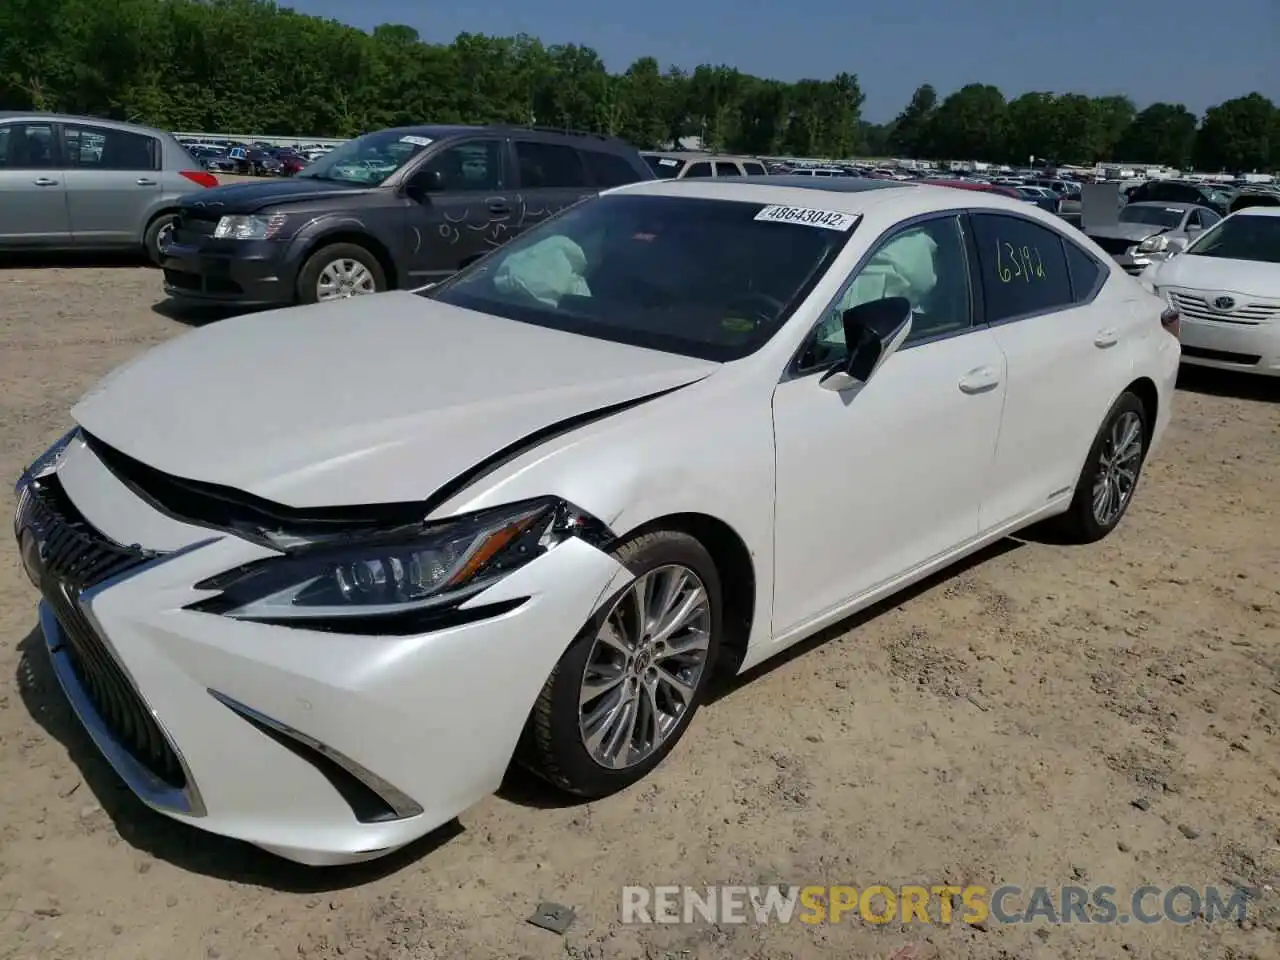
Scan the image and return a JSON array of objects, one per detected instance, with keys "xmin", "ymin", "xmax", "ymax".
[
  {"xmin": 405, "ymin": 168, "xmax": 443, "ymax": 200},
  {"xmin": 819, "ymin": 296, "xmax": 913, "ymax": 393}
]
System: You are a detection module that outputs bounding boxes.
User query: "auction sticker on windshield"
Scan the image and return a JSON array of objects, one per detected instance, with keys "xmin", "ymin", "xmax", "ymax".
[
  {"xmin": 754, "ymin": 205, "xmax": 859, "ymax": 231},
  {"xmin": 400, "ymin": 135, "xmax": 433, "ymax": 146}
]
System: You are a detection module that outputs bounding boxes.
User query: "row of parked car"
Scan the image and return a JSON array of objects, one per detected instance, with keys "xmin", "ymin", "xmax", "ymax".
[{"xmin": 177, "ymin": 137, "xmax": 335, "ymax": 177}]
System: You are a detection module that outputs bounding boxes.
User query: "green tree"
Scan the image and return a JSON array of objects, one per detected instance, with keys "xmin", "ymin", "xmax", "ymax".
[
  {"xmin": 885, "ymin": 84, "xmax": 936, "ymax": 158},
  {"xmin": 1193, "ymin": 93, "xmax": 1275, "ymax": 172},
  {"xmin": 925, "ymin": 84, "xmax": 1007, "ymax": 161},
  {"xmin": 1115, "ymin": 103, "xmax": 1199, "ymax": 167}
]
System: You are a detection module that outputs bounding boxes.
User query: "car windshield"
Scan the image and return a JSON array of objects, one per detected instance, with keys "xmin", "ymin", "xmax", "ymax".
[
  {"xmin": 645, "ymin": 156, "xmax": 685, "ymax": 177},
  {"xmin": 1120, "ymin": 206, "xmax": 1184, "ymax": 228},
  {"xmin": 295, "ymin": 129, "xmax": 430, "ymax": 185},
  {"xmin": 1185, "ymin": 213, "xmax": 1280, "ymax": 264},
  {"xmin": 424, "ymin": 194, "xmax": 854, "ymax": 362}
]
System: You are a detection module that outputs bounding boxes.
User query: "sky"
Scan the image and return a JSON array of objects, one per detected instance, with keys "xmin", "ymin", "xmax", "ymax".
[{"xmin": 283, "ymin": 0, "xmax": 1279, "ymax": 123}]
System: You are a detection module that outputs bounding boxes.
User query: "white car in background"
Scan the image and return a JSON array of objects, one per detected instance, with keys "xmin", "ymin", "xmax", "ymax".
[
  {"xmin": 1142, "ymin": 206, "xmax": 1280, "ymax": 376},
  {"xmin": 14, "ymin": 177, "xmax": 1180, "ymax": 866}
]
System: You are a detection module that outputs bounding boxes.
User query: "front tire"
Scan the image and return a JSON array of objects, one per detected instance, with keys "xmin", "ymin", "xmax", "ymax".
[
  {"xmin": 296, "ymin": 242, "xmax": 386, "ymax": 304},
  {"xmin": 143, "ymin": 213, "xmax": 177, "ymax": 266},
  {"xmin": 1053, "ymin": 391, "xmax": 1149, "ymax": 543},
  {"xmin": 521, "ymin": 530, "xmax": 722, "ymax": 798}
]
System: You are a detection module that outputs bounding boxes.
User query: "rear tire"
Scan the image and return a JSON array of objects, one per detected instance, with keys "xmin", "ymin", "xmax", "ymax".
[
  {"xmin": 520, "ymin": 530, "xmax": 722, "ymax": 798},
  {"xmin": 295, "ymin": 242, "xmax": 386, "ymax": 305},
  {"xmin": 1052, "ymin": 391, "xmax": 1149, "ymax": 543},
  {"xmin": 143, "ymin": 213, "xmax": 177, "ymax": 266}
]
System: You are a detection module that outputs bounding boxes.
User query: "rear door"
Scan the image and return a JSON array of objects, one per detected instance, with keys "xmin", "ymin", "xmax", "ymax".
[
  {"xmin": 971, "ymin": 212, "xmax": 1133, "ymax": 530},
  {"xmin": 61, "ymin": 123, "xmax": 162, "ymax": 246},
  {"xmin": 0, "ymin": 120, "xmax": 71, "ymax": 246},
  {"xmin": 511, "ymin": 139, "xmax": 594, "ymax": 229},
  {"xmin": 714, "ymin": 161, "xmax": 743, "ymax": 178},
  {"xmin": 579, "ymin": 148, "xmax": 648, "ymax": 188}
]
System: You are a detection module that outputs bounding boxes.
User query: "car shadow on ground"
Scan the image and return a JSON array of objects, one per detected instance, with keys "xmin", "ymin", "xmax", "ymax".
[
  {"xmin": 0, "ymin": 251, "xmax": 151, "ymax": 270},
  {"xmin": 14, "ymin": 624, "xmax": 463, "ymax": 890},
  {"xmin": 150, "ymin": 297, "xmax": 265, "ymax": 326},
  {"xmin": 1176, "ymin": 365, "xmax": 1278, "ymax": 403}
]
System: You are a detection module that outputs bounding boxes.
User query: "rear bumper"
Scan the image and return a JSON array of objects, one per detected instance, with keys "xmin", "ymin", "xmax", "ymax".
[{"xmin": 161, "ymin": 239, "xmax": 296, "ymax": 306}]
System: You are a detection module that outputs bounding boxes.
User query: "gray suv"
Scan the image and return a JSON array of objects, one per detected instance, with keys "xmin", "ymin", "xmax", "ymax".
[{"xmin": 0, "ymin": 112, "xmax": 218, "ymax": 262}]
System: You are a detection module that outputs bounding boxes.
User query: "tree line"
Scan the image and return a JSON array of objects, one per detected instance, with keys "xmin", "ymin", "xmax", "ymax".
[{"xmin": 2, "ymin": 0, "xmax": 1277, "ymax": 172}]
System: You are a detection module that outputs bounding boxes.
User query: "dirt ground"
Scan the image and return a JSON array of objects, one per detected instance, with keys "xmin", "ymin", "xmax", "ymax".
[{"xmin": 0, "ymin": 259, "xmax": 1277, "ymax": 960}]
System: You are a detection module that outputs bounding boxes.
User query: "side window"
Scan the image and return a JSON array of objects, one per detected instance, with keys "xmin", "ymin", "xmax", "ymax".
[
  {"xmin": 714, "ymin": 162, "xmax": 741, "ymax": 177},
  {"xmin": 1184, "ymin": 209, "xmax": 1202, "ymax": 229},
  {"xmin": 0, "ymin": 122, "xmax": 56, "ymax": 169},
  {"xmin": 1063, "ymin": 240, "xmax": 1105, "ymax": 302},
  {"xmin": 1200, "ymin": 208, "xmax": 1221, "ymax": 228},
  {"xmin": 63, "ymin": 125, "xmax": 158, "ymax": 171},
  {"xmin": 419, "ymin": 140, "xmax": 504, "ymax": 190},
  {"xmin": 798, "ymin": 216, "xmax": 974, "ymax": 372},
  {"xmin": 683, "ymin": 161, "xmax": 713, "ymax": 178},
  {"xmin": 742, "ymin": 162, "xmax": 767, "ymax": 176},
  {"xmin": 514, "ymin": 141, "xmax": 586, "ymax": 189},
  {"xmin": 970, "ymin": 213, "xmax": 1074, "ymax": 322},
  {"xmin": 580, "ymin": 149, "xmax": 643, "ymax": 187}
]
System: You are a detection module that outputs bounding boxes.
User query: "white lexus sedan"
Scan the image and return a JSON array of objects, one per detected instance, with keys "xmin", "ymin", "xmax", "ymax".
[
  {"xmin": 14, "ymin": 176, "xmax": 1180, "ymax": 866},
  {"xmin": 1141, "ymin": 205, "xmax": 1280, "ymax": 376}
]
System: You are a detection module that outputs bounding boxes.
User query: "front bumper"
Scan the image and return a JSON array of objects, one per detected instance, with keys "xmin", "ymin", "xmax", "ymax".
[
  {"xmin": 1168, "ymin": 288, "xmax": 1280, "ymax": 376},
  {"xmin": 160, "ymin": 238, "xmax": 297, "ymax": 307},
  {"xmin": 14, "ymin": 439, "xmax": 627, "ymax": 865}
]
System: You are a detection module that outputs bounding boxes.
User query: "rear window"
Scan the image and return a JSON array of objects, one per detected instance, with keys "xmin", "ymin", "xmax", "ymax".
[
  {"xmin": 742, "ymin": 162, "xmax": 767, "ymax": 176},
  {"xmin": 426, "ymin": 194, "xmax": 856, "ymax": 362},
  {"xmin": 1185, "ymin": 214, "xmax": 1280, "ymax": 264},
  {"xmin": 581, "ymin": 149, "xmax": 643, "ymax": 187},
  {"xmin": 645, "ymin": 155, "xmax": 684, "ymax": 177}
]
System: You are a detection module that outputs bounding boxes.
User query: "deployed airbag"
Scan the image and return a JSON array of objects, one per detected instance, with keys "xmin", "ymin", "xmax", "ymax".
[
  {"xmin": 840, "ymin": 229, "xmax": 939, "ymax": 311},
  {"xmin": 493, "ymin": 235, "xmax": 591, "ymax": 306}
]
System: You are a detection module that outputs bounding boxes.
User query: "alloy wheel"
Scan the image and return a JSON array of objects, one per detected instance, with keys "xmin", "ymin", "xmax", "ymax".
[
  {"xmin": 316, "ymin": 259, "xmax": 376, "ymax": 300},
  {"xmin": 578, "ymin": 564, "xmax": 711, "ymax": 770},
  {"xmin": 1092, "ymin": 410, "xmax": 1143, "ymax": 526}
]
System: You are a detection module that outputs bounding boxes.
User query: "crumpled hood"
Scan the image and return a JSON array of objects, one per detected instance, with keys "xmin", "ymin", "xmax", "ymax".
[
  {"xmin": 72, "ymin": 293, "xmax": 717, "ymax": 507},
  {"xmin": 1086, "ymin": 222, "xmax": 1163, "ymax": 243},
  {"xmin": 1150, "ymin": 253, "xmax": 1280, "ymax": 300}
]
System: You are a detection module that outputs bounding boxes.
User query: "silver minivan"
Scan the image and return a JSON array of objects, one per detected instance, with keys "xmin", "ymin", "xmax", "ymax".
[{"xmin": 0, "ymin": 112, "xmax": 218, "ymax": 262}]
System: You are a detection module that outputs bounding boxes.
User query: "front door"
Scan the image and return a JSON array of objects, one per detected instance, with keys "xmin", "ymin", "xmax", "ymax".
[
  {"xmin": 403, "ymin": 138, "xmax": 511, "ymax": 282},
  {"xmin": 510, "ymin": 139, "xmax": 595, "ymax": 230},
  {"xmin": 0, "ymin": 121, "xmax": 70, "ymax": 246},
  {"xmin": 771, "ymin": 214, "xmax": 1007, "ymax": 636},
  {"xmin": 60, "ymin": 123, "xmax": 162, "ymax": 246}
]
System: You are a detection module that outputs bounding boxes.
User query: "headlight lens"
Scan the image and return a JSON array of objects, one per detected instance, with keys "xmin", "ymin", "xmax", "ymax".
[
  {"xmin": 1137, "ymin": 234, "xmax": 1169, "ymax": 253},
  {"xmin": 213, "ymin": 214, "xmax": 288, "ymax": 240},
  {"xmin": 191, "ymin": 498, "xmax": 604, "ymax": 624}
]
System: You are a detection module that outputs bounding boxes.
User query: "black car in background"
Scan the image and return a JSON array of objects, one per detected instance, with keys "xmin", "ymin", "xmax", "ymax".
[
  {"xmin": 1125, "ymin": 179, "xmax": 1233, "ymax": 217},
  {"xmin": 160, "ymin": 124, "xmax": 655, "ymax": 307}
]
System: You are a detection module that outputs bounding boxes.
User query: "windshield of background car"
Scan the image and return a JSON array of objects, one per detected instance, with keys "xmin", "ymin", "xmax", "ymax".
[
  {"xmin": 1119, "ymin": 206, "xmax": 1184, "ymax": 228},
  {"xmin": 295, "ymin": 130, "xmax": 430, "ymax": 185},
  {"xmin": 425, "ymin": 194, "xmax": 855, "ymax": 361},
  {"xmin": 645, "ymin": 155, "xmax": 686, "ymax": 177},
  {"xmin": 1184, "ymin": 214, "xmax": 1280, "ymax": 264}
]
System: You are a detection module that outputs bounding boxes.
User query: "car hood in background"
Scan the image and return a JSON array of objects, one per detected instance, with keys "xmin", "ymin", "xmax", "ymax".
[
  {"xmin": 1150, "ymin": 254, "xmax": 1280, "ymax": 301},
  {"xmin": 179, "ymin": 178, "xmax": 375, "ymax": 214},
  {"xmin": 71, "ymin": 293, "xmax": 717, "ymax": 507},
  {"xmin": 1086, "ymin": 223, "xmax": 1164, "ymax": 243}
]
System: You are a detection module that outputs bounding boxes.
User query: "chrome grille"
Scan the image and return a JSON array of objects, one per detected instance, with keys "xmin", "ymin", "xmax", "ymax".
[
  {"xmin": 1170, "ymin": 292, "xmax": 1278, "ymax": 325},
  {"xmin": 15, "ymin": 476, "xmax": 186, "ymax": 788}
]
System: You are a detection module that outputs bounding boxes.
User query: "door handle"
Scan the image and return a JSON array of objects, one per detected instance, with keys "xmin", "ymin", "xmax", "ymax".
[
  {"xmin": 135, "ymin": 178, "xmax": 157, "ymax": 186},
  {"xmin": 1094, "ymin": 329, "xmax": 1119, "ymax": 348},
  {"xmin": 33, "ymin": 177, "xmax": 58, "ymax": 187},
  {"xmin": 487, "ymin": 202, "xmax": 509, "ymax": 214},
  {"xmin": 958, "ymin": 366, "xmax": 1000, "ymax": 394}
]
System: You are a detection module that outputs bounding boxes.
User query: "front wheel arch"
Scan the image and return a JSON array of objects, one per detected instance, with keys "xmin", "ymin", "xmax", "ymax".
[{"xmin": 295, "ymin": 230, "xmax": 399, "ymax": 290}]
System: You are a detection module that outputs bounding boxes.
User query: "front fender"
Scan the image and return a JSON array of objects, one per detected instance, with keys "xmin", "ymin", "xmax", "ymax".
[{"xmin": 431, "ymin": 376, "xmax": 779, "ymax": 654}]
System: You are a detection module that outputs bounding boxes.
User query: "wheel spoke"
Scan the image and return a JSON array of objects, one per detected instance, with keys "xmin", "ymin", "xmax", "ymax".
[
  {"xmin": 580, "ymin": 661, "xmax": 625, "ymax": 707},
  {"xmin": 650, "ymin": 583, "xmax": 707, "ymax": 646}
]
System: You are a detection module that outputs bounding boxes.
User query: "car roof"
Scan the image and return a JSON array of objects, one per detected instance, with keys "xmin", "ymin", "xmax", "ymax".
[
  {"xmin": 0, "ymin": 111, "xmax": 169, "ymax": 137},
  {"xmin": 373, "ymin": 123, "xmax": 632, "ymax": 147},
  {"xmin": 607, "ymin": 175, "xmax": 1049, "ymax": 222},
  {"xmin": 1235, "ymin": 206, "xmax": 1280, "ymax": 218},
  {"xmin": 1128, "ymin": 201, "xmax": 1198, "ymax": 210}
]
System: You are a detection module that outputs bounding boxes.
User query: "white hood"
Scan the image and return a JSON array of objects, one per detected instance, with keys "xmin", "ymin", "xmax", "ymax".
[
  {"xmin": 72, "ymin": 293, "xmax": 717, "ymax": 507},
  {"xmin": 1151, "ymin": 253, "xmax": 1280, "ymax": 300}
]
